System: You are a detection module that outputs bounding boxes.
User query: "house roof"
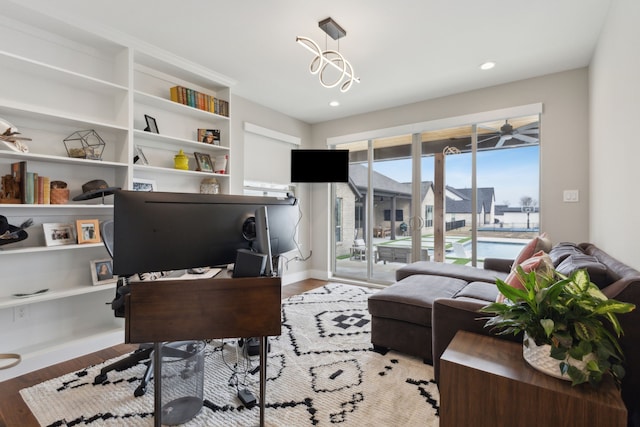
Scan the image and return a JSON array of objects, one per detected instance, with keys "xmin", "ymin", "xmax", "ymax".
[
  {"xmin": 349, "ymin": 164, "xmax": 412, "ymax": 198},
  {"xmin": 348, "ymin": 164, "xmax": 494, "ymax": 215},
  {"xmin": 446, "ymin": 187, "xmax": 495, "ymax": 214}
]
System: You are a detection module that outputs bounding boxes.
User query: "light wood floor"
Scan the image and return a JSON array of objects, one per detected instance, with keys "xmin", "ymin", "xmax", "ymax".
[{"xmin": 0, "ymin": 278, "xmax": 328, "ymax": 427}]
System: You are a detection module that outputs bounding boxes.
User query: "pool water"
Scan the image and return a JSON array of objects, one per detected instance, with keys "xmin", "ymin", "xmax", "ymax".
[{"xmin": 463, "ymin": 241, "xmax": 525, "ymax": 259}]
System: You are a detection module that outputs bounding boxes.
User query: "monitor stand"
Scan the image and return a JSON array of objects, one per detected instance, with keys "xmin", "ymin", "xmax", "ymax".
[{"xmin": 254, "ymin": 206, "xmax": 273, "ymax": 277}]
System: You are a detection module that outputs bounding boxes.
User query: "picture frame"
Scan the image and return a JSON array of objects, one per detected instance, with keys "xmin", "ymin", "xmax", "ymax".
[
  {"xmin": 144, "ymin": 114, "xmax": 159, "ymax": 133},
  {"xmin": 132, "ymin": 178, "xmax": 157, "ymax": 192},
  {"xmin": 90, "ymin": 258, "xmax": 118, "ymax": 286},
  {"xmin": 197, "ymin": 128, "xmax": 220, "ymax": 145},
  {"xmin": 194, "ymin": 152, "xmax": 214, "ymax": 172},
  {"xmin": 134, "ymin": 145, "xmax": 149, "ymax": 165},
  {"xmin": 76, "ymin": 219, "xmax": 101, "ymax": 244},
  {"xmin": 43, "ymin": 223, "xmax": 75, "ymax": 247}
]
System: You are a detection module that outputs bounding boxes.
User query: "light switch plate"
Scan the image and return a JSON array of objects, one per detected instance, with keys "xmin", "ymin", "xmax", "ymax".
[{"xmin": 563, "ymin": 190, "xmax": 579, "ymax": 202}]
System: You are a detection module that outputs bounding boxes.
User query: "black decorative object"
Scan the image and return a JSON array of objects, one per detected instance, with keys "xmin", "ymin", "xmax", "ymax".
[{"xmin": 72, "ymin": 179, "xmax": 120, "ymax": 202}]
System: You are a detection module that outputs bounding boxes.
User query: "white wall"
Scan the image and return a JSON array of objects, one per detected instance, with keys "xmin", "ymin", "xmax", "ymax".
[
  {"xmin": 589, "ymin": 0, "xmax": 640, "ymax": 270},
  {"xmin": 229, "ymin": 95, "xmax": 313, "ymax": 283},
  {"xmin": 309, "ymin": 69, "xmax": 590, "ymax": 277}
]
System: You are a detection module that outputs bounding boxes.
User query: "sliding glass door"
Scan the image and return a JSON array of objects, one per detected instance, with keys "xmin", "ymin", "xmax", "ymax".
[{"xmin": 332, "ymin": 113, "xmax": 540, "ymax": 284}]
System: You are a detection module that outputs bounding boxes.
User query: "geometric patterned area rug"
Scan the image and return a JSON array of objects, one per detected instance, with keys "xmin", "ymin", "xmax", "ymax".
[{"xmin": 20, "ymin": 283, "xmax": 440, "ymax": 426}]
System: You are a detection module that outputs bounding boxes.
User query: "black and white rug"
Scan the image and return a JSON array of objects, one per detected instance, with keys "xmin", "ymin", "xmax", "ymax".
[{"xmin": 20, "ymin": 283, "xmax": 440, "ymax": 426}]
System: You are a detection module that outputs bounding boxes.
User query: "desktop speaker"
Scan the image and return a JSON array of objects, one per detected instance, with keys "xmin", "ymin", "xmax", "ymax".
[{"xmin": 233, "ymin": 249, "xmax": 267, "ymax": 278}]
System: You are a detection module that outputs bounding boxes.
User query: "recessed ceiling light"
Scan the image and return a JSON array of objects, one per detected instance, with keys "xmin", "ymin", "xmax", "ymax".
[
  {"xmin": 329, "ymin": 101, "xmax": 340, "ymax": 107},
  {"xmin": 480, "ymin": 61, "xmax": 496, "ymax": 70}
]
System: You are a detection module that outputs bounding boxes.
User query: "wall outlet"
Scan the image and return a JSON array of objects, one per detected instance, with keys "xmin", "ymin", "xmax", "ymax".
[
  {"xmin": 13, "ymin": 305, "xmax": 30, "ymax": 322},
  {"xmin": 563, "ymin": 190, "xmax": 579, "ymax": 202}
]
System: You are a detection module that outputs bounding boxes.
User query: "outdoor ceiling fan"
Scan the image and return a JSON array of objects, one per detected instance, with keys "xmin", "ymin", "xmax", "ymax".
[{"xmin": 477, "ymin": 120, "xmax": 539, "ymax": 147}]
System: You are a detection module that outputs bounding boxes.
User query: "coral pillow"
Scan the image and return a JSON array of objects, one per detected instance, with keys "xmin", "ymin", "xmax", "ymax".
[
  {"xmin": 496, "ymin": 250, "xmax": 554, "ymax": 302},
  {"xmin": 513, "ymin": 232, "xmax": 552, "ymax": 266}
]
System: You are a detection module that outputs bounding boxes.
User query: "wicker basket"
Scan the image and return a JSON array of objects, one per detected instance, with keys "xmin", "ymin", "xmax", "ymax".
[
  {"xmin": 50, "ymin": 188, "xmax": 69, "ymax": 205},
  {"xmin": 522, "ymin": 333, "xmax": 593, "ymax": 381}
]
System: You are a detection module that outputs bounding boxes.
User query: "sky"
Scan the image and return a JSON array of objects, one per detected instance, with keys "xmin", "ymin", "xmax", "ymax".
[{"xmin": 372, "ymin": 145, "xmax": 539, "ymax": 207}]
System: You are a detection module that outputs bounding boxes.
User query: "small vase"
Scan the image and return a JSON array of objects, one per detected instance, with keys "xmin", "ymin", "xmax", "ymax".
[
  {"xmin": 522, "ymin": 332, "xmax": 593, "ymax": 381},
  {"xmin": 174, "ymin": 149, "xmax": 189, "ymax": 170}
]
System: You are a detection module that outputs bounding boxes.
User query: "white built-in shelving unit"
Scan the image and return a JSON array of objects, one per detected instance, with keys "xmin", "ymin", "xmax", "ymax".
[{"xmin": 0, "ymin": 1, "xmax": 234, "ymax": 380}]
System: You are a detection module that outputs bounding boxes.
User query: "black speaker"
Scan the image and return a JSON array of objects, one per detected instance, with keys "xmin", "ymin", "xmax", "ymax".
[{"xmin": 233, "ymin": 249, "xmax": 267, "ymax": 278}]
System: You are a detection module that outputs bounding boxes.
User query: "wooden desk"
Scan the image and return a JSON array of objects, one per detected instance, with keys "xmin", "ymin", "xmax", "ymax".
[
  {"xmin": 439, "ymin": 331, "xmax": 627, "ymax": 427},
  {"xmin": 125, "ymin": 275, "xmax": 281, "ymax": 427}
]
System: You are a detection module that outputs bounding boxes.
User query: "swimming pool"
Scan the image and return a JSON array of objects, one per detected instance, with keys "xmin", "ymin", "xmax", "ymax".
[{"xmin": 463, "ymin": 240, "xmax": 526, "ymax": 259}]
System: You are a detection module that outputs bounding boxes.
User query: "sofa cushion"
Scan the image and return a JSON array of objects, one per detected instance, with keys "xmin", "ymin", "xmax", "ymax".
[
  {"xmin": 513, "ymin": 232, "xmax": 552, "ymax": 266},
  {"xmin": 548, "ymin": 242, "xmax": 585, "ymax": 266},
  {"xmin": 453, "ymin": 281, "xmax": 499, "ymax": 302},
  {"xmin": 556, "ymin": 253, "xmax": 611, "ymax": 289},
  {"xmin": 368, "ymin": 274, "xmax": 468, "ymax": 327}
]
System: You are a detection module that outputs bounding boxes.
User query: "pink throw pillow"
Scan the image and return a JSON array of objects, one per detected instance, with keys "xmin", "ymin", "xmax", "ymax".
[
  {"xmin": 496, "ymin": 250, "xmax": 553, "ymax": 303},
  {"xmin": 513, "ymin": 232, "xmax": 552, "ymax": 266}
]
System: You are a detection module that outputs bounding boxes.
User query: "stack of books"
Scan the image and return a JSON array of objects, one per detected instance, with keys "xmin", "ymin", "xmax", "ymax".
[
  {"xmin": 9, "ymin": 161, "xmax": 51, "ymax": 204},
  {"xmin": 170, "ymin": 86, "xmax": 229, "ymax": 117}
]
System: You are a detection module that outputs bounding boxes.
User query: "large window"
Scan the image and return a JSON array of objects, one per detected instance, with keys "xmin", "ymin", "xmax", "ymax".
[{"xmin": 331, "ymin": 108, "xmax": 541, "ymax": 284}]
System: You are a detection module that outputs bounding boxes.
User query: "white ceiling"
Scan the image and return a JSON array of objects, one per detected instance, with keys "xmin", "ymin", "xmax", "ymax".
[{"xmin": 21, "ymin": 0, "xmax": 611, "ymax": 124}]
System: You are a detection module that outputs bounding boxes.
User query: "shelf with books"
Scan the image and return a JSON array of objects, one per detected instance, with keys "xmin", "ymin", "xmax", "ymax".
[
  {"xmin": 134, "ymin": 91, "xmax": 230, "ymax": 122},
  {"xmin": 0, "ymin": 2, "xmax": 237, "ymax": 379}
]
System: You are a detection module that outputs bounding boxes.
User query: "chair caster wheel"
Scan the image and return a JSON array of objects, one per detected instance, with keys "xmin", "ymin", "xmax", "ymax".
[
  {"xmin": 94, "ymin": 373, "xmax": 107, "ymax": 385},
  {"xmin": 134, "ymin": 385, "xmax": 147, "ymax": 397}
]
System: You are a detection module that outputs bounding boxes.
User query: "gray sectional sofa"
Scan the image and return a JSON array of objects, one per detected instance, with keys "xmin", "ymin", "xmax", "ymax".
[{"xmin": 367, "ymin": 242, "xmax": 640, "ymax": 426}]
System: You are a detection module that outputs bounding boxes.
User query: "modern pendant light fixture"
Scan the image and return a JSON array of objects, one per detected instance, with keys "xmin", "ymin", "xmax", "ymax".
[{"xmin": 296, "ymin": 17, "xmax": 360, "ymax": 92}]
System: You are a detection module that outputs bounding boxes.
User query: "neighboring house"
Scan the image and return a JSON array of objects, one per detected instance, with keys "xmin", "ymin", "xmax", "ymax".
[
  {"xmin": 335, "ymin": 165, "xmax": 497, "ymax": 257},
  {"xmin": 446, "ymin": 187, "xmax": 496, "ymax": 227},
  {"xmin": 494, "ymin": 204, "xmax": 540, "ymax": 230}
]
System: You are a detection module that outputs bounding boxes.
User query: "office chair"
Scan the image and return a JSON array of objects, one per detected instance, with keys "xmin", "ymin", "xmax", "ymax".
[{"xmin": 92, "ymin": 219, "xmax": 154, "ymax": 397}]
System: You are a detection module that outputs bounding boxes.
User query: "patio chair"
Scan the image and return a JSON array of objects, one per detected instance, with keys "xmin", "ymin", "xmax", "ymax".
[
  {"xmin": 350, "ymin": 239, "xmax": 367, "ymax": 260},
  {"xmin": 452, "ymin": 242, "xmax": 469, "ymax": 258}
]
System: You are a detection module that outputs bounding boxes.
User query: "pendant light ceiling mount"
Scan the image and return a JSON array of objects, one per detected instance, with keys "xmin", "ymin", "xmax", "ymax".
[{"xmin": 296, "ymin": 17, "xmax": 360, "ymax": 92}]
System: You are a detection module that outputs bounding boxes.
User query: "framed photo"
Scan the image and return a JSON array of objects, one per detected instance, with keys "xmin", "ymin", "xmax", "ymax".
[
  {"xmin": 134, "ymin": 145, "xmax": 149, "ymax": 165},
  {"xmin": 194, "ymin": 152, "xmax": 214, "ymax": 172},
  {"xmin": 43, "ymin": 223, "xmax": 75, "ymax": 246},
  {"xmin": 90, "ymin": 259, "xmax": 117, "ymax": 285},
  {"xmin": 197, "ymin": 128, "xmax": 220, "ymax": 145},
  {"xmin": 144, "ymin": 114, "xmax": 159, "ymax": 133},
  {"xmin": 76, "ymin": 219, "xmax": 101, "ymax": 244},
  {"xmin": 132, "ymin": 178, "xmax": 157, "ymax": 192}
]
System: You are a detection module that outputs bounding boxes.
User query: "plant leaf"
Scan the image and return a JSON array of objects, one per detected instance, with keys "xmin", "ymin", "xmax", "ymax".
[{"xmin": 539, "ymin": 318, "xmax": 554, "ymax": 337}]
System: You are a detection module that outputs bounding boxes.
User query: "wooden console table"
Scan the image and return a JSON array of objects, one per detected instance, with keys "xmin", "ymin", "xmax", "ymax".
[
  {"xmin": 439, "ymin": 331, "xmax": 627, "ymax": 427},
  {"xmin": 125, "ymin": 275, "xmax": 281, "ymax": 427}
]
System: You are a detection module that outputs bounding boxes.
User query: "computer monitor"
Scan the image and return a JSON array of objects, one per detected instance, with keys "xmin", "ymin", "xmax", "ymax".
[{"xmin": 112, "ymin": 190, "xmax": 299, "ymax": 276}]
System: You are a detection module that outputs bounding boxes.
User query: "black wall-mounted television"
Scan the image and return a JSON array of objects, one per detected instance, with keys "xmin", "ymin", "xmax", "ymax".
[{"xmin": 290, "ymin": 149, "xmax": 349, "ymax": 183}]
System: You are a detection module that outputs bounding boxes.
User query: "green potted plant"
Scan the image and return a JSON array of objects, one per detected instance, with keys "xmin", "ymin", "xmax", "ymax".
[{"xmin": 480, "ymin": 267, "xmax": 635, "ymax": 386}]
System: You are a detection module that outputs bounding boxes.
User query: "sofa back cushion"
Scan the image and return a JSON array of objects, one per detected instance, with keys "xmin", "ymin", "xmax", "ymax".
[
  {"xmin": 548, "ymin": 242, "xmax": 585, "ymax": 266},
  {"xmin": 555, "ymin": 253, "xmax": 611, "ymax": 289}
]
